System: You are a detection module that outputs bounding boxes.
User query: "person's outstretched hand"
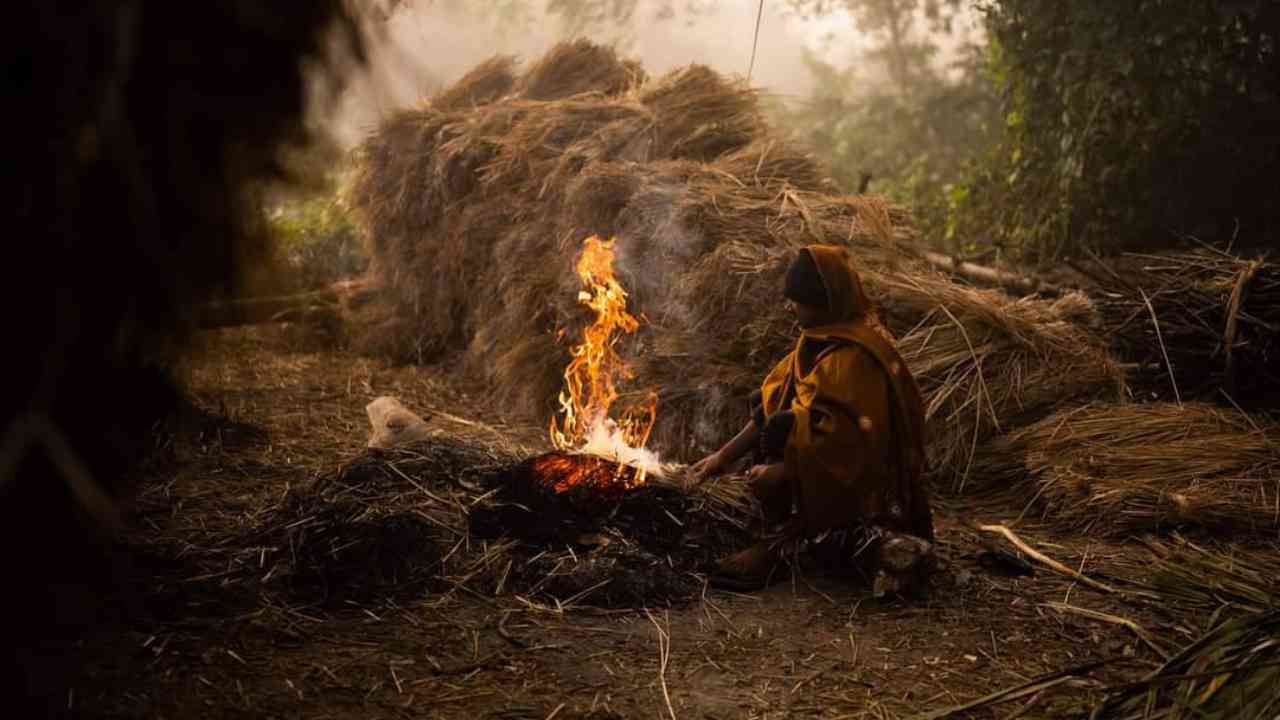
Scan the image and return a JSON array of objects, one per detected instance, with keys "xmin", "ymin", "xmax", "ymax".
[
  {"xmin": 747, "ymin": 463, "xmax": 787, "ymax": 499},
  {"xmin": 688, "ymin": 451, "xmax": 727, "ymax": 487}
]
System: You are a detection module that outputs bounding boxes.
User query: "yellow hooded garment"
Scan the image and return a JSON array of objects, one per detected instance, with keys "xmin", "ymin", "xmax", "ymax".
[{"xmin": 760, "ymin": 245, "xmax": 933, "ymax": 541}]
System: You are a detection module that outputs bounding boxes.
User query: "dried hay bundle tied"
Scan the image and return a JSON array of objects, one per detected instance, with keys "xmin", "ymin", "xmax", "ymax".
[
  {"xmin": 430, "ymin": 55, "xmax": 519, "ymax": 111},
  {"xmin": 519, "ymin": 39, "xmax": 645, "ymax": 100},
  {"xmin": 349, "ymin": 42, "xmax": 1122, "ymax": 476},
  {"xmin": 1090, "ymin": 248, "xmax": 1280, "ymax": 409},
  {"xmin": 977, "ymin": 402, "xmax": 1280, "ymax": 536},
  {"xmin": 873, "ymin": 273, "xmax": 1123, "ymax": 486}
]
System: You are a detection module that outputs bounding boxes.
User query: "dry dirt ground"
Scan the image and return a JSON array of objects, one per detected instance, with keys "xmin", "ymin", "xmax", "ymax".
[{"xmin": 66, "ymin": 326, "xmax": 1188, "ymax": 719}]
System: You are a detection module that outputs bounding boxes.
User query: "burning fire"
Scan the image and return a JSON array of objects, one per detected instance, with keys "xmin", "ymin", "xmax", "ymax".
[
  {"xmin": 548, "ymin": 236, "xmax": 662, "ymax": 487},
  {"xmin": 526, "ymin": 452, "xmax": 642, "ymax": 498}
]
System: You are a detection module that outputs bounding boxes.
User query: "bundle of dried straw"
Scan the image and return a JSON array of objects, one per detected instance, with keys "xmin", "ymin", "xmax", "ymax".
[
  {"xmin": 978, "ymin": 402, "xmax": 1280, "ymax": 535},
  {"xmin": 1086, "ymin": 248, "xmax": 1280, "ymax": 409}
]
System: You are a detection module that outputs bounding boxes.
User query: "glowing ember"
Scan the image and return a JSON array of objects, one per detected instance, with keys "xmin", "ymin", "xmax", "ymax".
[
  {"xmin": 527, "ymin": 452, "xmax": 640, "ymax": 499},
  {"xmin": 548, "ymin": 236, "xmax": 661, "ymax": 488}
]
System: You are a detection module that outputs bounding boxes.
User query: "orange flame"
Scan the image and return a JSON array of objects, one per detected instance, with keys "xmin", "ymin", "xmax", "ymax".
[
  {"xmin": 528, "ymin": 452, "xmax": 640, "ymax": 498},
  {"xmin": 548, "ymin": 236, "xmax": 658, "ymax": 487}
]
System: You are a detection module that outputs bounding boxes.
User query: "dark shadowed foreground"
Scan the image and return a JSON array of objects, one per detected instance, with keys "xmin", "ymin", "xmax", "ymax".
[{"xmin": 3, "ymin": 1, "xmax": 359, "ymax": 712}]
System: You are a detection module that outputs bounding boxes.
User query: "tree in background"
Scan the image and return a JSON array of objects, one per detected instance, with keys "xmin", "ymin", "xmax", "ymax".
[
  {"xmin": 780, "ymin": 0, "xmax": 1000, "ymax": 250},
  {"xmin": 954, "ymin": 0, "xmax": 1280, "ymax": 260},
  {"xmin": 546, "ymin": 0, "xmax": 713, "ymax": 34}
]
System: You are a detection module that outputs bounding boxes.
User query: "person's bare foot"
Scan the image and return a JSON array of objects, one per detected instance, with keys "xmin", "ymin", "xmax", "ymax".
[
  {"xmin": 710, "ymin": 541, "xmax": 785, "ymax": 591},
  {"xmin": 873, "ymin": 533, "xmax": 935, "ymax": 599}
]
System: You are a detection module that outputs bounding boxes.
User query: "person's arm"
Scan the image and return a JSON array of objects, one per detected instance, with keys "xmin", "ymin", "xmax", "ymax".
[
  {"xmin": 747, "ymin": 461, "xmax": 790, "ymax": 500},
  {"xmin": 689, "ymin": 421, "xmax": 759, "ymax": 483},
  {"xmin": 718, "ymin": 420, "xmax": 759, "ymax": 465}
]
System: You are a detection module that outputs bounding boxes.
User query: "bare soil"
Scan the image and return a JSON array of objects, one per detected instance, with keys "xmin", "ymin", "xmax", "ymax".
[{"xmin": 65, "ymin": 326, "xmax": 1188, "ymax": 719}]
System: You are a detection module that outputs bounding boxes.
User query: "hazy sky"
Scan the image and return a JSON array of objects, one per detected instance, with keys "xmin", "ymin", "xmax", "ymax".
[{"xmin": 325, "ymin": 1, "xmax": 979, "ymax": 146}]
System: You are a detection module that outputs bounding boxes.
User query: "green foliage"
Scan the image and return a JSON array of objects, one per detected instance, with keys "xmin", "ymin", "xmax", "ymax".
[
  {"xmin": 954, "ymin": 0, "xmax": 1280, "ymax": 260},
  {"xmin": 266, "ymin": 180, "xmax": 367, "ymax": 294},
  {"xmin": 780, "ymin": 1, "xmax": 999, "ymax": 249}
]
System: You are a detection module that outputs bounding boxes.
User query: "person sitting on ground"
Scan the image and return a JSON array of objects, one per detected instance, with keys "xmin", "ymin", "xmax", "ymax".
[{"xmin": 689, "ymin": 244, "xmax": 935, "ymax": 594}]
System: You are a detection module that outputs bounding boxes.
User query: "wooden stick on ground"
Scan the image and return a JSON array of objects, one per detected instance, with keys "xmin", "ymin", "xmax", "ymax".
[
  {"xmin": 1043, "ymin": 603, "xmax": 1170, "ymax": 660},
  {"xmin": 921, "ymin": 250, "xmax": 1062, "ymax": 297},
  {"xmin": 1139, "ymin": 288, "xmax": 1182, "ymax": 407},
  {"xmin": 908, "ymin": 659, "xmax": 1114, "ymax": 720},
  {"xmin": 645, "ymin": 609, "xmax": 677, "ymax": 720},
  {"xmin": 976, "ymin": 524, "xmax": 1121, "ymax": 596}
]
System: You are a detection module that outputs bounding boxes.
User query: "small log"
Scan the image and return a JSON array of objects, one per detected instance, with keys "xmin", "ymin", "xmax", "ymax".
[
  {"xmin": 195, "ymin": 280, "xmax": 373, "ymax": 329},
  {"xmin": 921, "ymin": 251, "xmax": 1062, "ymax": 297}
]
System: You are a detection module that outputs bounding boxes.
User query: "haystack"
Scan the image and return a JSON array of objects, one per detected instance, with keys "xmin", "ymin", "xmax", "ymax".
[
  {"xmin": 1086, "ymin": 248, "xmax": 1280, "ymax": 409},
  {"xmin": 430, "ymin": 56, "xmax": 516, "ymax": 111},
  {"xmin": 349, "ymin": 42, "xmax": 1122, "ymax": 479},
  {"xmin": 976, "ymin": 402, "xmax": 1280, "ymax": 536}
]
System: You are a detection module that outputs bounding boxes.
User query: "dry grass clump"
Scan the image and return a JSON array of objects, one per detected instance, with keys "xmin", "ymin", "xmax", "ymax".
[
  {"xmin": 478, "ymin": 98, "xmax": 654, "ymax": 201},
  {"xmin": 637, "ymin": 64, "xmax": 760, "ymax": 160},
  {"xmin": 518, "ymin": 39, "xmax": 644, "ymax": 100},
  {"xmin": 977, "ymin": 402, "xmax": 1280, "ymax": 536},
  {"xmin": 1138, "ymin": 535, "xmax": 1280, "ymax": 617},
  {"xmin": 1087, "ymin": 248, "xmax": 1280, "ymax": 409},
  {"xmin": 429, "ymin": 55, "xmax": 518, "ymax": 111},
  {"xmin": 711, "ymin": 139, "xmax": 833, "ymax": 193},
  {"xmin": 877, "ymin": 277, "xmax": 1124, "ymax": 485}
]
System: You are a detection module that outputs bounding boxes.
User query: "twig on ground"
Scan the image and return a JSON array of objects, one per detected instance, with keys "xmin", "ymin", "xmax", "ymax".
[
  {"xmin": 977, "ymin": 524, "xmax": 1126, "ymax": 597},
  {"xmin": 645, "ymin": 608, "xmax": 677, "ymax": 720},
  {"xmin": 1139, "ymin": 288, "xmax": 1181, "ymax": 407},
  {"xmin": 1042, "ymin": 602, "xmax": 1171, "ymax": 660},
  {"xmin": 907, "ymin": 659, "xmax": 1115, "ymax": 720}
]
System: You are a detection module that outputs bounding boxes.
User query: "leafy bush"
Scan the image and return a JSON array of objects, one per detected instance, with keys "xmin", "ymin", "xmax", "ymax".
[
  {"xmin": 785, "ymin": 45, "xmax": 999, "ymax": 249},
  {"xmin": 954, "ymin": 0, "xmax": 1280, "ymax": 260},
  {"xmin": 777, "ymin": 1, "xmax": 1000, "ymax": 250},
  {"xmin": 266, "ymin": 186, "xmax": 367, "ymax": 294}
]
